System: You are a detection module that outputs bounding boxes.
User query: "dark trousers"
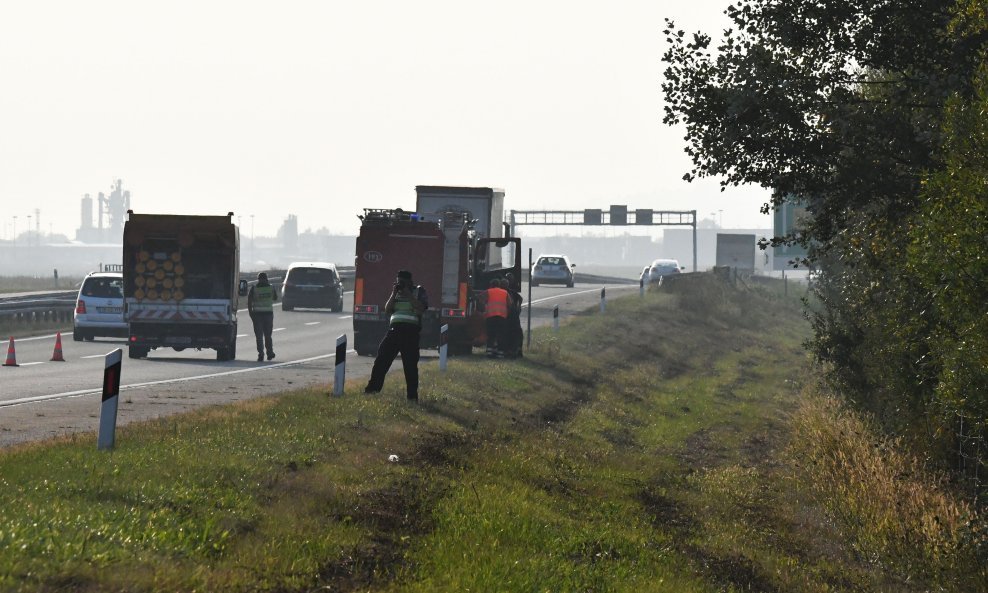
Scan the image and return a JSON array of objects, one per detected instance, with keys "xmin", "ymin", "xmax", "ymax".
[
  {"xmin": 367, "ymin": 323, "xmax": 420, "ymax": 398},
  {"xmin": 485, "ymin": 316, "xmax": 506, "ymax": 352},
  {"xmin": 250, "ymin": 312, "xmax": 274, "ymax": 356},
  {"xmin": 506, "ymin": 312, "xmax": 523, "ymax": 356}
]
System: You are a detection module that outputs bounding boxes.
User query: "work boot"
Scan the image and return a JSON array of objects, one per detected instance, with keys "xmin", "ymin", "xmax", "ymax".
[
  {"xmin": 364, "ymin": 384, "xmax": 381, "ymax": 394},
  {"xmin": 257, "ymin": 353, "xmax": 264, "ymax": 362},
  {"xmin": 267, "ymin": 351, "xmax": 275, "ymax": 361}
]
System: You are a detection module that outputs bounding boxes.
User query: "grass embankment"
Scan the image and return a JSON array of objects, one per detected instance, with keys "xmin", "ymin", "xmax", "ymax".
[{"xmin": 1, "ymin": 275, "xmax": 984, "ymax": 592}]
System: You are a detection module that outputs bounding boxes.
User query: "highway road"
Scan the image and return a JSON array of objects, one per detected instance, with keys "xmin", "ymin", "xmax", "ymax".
[{"xmin": 0, "ymin": 281, "xmax": 639, "ymax": 447}]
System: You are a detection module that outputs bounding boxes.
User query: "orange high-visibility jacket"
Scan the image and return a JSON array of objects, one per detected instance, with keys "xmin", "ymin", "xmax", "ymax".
[{"xmin": 484, "ymin": 287, "xmax": 509, "ymax": 318}]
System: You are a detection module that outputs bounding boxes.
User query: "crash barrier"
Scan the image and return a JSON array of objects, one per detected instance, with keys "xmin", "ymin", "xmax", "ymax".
[{"xmin": 0, "ymin": 295, "xmax": 76, "ymax": 326}]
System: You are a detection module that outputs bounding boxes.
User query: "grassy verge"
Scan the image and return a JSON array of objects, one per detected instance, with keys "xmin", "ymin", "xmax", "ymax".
[{"xmin": 0, "ymin": 275, "xmax": 983, "ymax": 592}]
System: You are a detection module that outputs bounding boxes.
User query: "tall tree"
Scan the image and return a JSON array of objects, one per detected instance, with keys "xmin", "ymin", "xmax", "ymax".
[{"xmin": 663, "ymin": 0, "xmax": 988, "ymax": 490}]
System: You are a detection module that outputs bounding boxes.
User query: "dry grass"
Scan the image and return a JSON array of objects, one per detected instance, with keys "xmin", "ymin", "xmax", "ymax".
[{"xmin": 788, "ymin": 389, "xmax": 987, "ymax": 588}]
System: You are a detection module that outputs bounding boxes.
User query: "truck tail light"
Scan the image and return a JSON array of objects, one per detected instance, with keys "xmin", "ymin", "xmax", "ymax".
[
  {"xmin": 354, "ymin": 305, "xmax": 378, "ymax": 314},
  {"xmin": 441, "ymin": 308, "xmax": 466, "ymax": 318},
  {"xmin": 354, "ymin": 278, "xmax": 364, "ymax": 305},
  {"xmin": 76, "ymin": 300, "xmax": 87, "ymax": 314}
]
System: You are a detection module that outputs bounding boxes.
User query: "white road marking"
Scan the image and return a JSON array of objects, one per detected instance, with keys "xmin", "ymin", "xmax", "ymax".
[
  {"xmin": 273, "ymin": 327, "xmax": 286, "ymax": 332},
  {"xmin": 80, "ymin": 354, "xmax": 107, "ymax": 359},
  {"xmin": 305, "ymin": 322, "xmax": 320, "ymax": 326},
  {"xmin": 339, "ymin": 315, "xmax": 352, "ymax": 320},
  {"xmin": 1, "ymin": 353, "xmax": 335, "ymax": 408},
  {"xmin": 18, "ymin": 362, "xmax": 45, "ymax": 366}
]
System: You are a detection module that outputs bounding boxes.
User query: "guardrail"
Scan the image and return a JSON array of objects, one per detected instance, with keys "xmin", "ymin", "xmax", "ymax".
[{"xmin": 0, "ymin": 296, "xmax": 76, "ymax": 326}]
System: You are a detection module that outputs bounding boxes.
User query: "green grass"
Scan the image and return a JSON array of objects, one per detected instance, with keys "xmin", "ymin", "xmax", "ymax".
[{"xmin": 0, "ymin": 274, "xmax": 983, "ymax": 592}]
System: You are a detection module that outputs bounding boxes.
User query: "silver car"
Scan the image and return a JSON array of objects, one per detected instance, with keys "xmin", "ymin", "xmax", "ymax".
[
  {"xmin": 73, "ymin": 272, "xmax": 127, "ymax": 341},
  {"xmin": 531, "ymin": 254, "xmax": 575, "ymax": 287},
  {"xmin": 642, "ymin": 258, "xmax": 683, "ymax": 284}
]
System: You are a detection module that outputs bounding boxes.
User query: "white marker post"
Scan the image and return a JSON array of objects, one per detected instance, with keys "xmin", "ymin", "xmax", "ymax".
[
  {"xmin": 600, "ymin": 287, "xmax": 606, "ymax": 313},
  {"xmin": 439, "ymin": 323, "xmax": 449, "ymax": 372},
  {"xmin": 553, "ymin": 305, "xmax": 559, "ymax": 332},
  {"xmin": 333, "ymin": 334, "xmax": 346, "ymax": 396},
  {"xmin": 97, "ymin": 348, "xmax": 122, "ymax": 450}
]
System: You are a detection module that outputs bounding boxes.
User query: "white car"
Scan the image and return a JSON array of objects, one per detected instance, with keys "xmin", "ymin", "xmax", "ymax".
[
  {"xmin": 531, "ymin": 254, "xmax": 575, "ymax": 287},
  {"xmin": 73, "ymin": 272, "xmax": 127, "ymax": 341},
  {"xmin": 641, "ymin": 259, "xmax": 684, "ymax": 284}
]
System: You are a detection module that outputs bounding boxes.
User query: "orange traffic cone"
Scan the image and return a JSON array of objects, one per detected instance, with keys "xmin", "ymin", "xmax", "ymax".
[
  {"xmin": 50, "ymin": 332, "xmax": 65, "ymax": 362},
  {"xmin": 2, "ymin": 337, "xmax": 18, "ymax": 367}
]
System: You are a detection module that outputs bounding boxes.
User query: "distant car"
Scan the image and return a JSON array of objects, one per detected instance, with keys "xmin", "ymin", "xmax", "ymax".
[
  {"xmin": 281, "ymin": 262, "xmax": 345, "ymax": 312},
  {"xmin": 73, "ymin": 272, "xmax": 127, "ymax": 341},
  {"xmin": 642, "ymin": 258, "xmax": 684, "ymax": 284},
  {"xmin": 531, "ymin": 254, "xmax": 575, "ymax": 287}
]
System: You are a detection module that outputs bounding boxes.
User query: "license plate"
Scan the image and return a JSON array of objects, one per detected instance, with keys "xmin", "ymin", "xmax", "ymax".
[{"xmin": 97, "ymin": 307, "xmax": 123, "ymax": 314}]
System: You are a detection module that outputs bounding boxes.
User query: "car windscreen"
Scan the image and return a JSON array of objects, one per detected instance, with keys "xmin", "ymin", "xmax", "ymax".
[
  {"xmin": 82, "ymin": 278, "xmax": 124, "ymax": 298},
  {"xmin": 287, "ymin": 268, "xmax": 336, "ymax": 284}
]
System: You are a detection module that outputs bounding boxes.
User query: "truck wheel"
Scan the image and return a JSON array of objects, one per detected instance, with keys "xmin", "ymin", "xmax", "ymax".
[
  {"xmin": 449, "ymin": 342, "xmax": 473, "ymax": 356},
  {"xmin": 216, "ymin": 343, "xmax": 236, "ymax": 361},
  {"xmin": 128, "ymin": 346, "xmax": 148, "ymax": 359}
]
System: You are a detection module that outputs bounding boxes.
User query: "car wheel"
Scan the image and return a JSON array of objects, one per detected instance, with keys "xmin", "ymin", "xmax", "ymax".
[
  {"xmin": 283, "ymin": 304, "xmax": 294, "ymax": 312},
  {"xmin": 72, "ymin": 329, "xmax": 83, "ymax": 342},
  {"xmin": 84, "ymin": 334, "xmax": 95, "ymax": 342}
]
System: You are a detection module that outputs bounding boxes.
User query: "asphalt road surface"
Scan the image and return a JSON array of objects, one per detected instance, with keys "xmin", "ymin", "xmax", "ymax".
[{"xmin": 0, "ymin": 281, "xmax": 639, "ymax": 447}]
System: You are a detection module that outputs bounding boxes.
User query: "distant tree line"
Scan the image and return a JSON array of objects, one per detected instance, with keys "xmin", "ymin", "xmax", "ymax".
[{"xmin": 662, "ymin": 0, "xmax": 988, "ymax": 499}]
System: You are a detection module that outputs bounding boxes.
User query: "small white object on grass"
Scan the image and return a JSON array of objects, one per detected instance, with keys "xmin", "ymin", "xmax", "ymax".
[{"xmin": 388, "ymin": 454, "xmax": 399, "ymax": 463}]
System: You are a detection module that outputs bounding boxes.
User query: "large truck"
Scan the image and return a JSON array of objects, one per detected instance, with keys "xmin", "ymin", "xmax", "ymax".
[
  {"xmin": 122, "ymin": 211, "xmax": 246, "ymax": 361},
  {"xmin": 414, "ymin": 185, "xmax": 506, "ymax": 267},
  {"xmin": 352, "ymin": 205, "xmax": 521, "ymax": 356}
]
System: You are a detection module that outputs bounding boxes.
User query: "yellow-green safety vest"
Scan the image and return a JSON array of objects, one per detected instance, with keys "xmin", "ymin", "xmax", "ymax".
[
  {"xmin": 390, "ymin": 291, "xmax": 420, "ymax": 325},
  {"xmin": 252, "ymin": 285, "xmax": 275, "ymax": 312}
]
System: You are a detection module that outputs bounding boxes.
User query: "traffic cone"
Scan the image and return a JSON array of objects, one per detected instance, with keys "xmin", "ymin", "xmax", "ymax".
[
  {"xmin": 50, "ymin": 332, "xmax": 65, "ymax": 362},
  {"xmin": 2, "ymin": 337, "xmax": 18, "ymax": 367}
]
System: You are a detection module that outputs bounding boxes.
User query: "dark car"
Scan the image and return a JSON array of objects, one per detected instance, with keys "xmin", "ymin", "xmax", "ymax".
[{"xmin": 281, "ymin": 262, "xmax": 345, "ymax": 312}]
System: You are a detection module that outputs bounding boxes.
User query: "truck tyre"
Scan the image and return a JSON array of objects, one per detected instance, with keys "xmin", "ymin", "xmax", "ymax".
[
  {"xmin": 449, "ymin": 342, "xmax": 473, "ymax": 356},
  {"xmin": 216, "ymin": 342, "xmax": 236, "ymax": 361},
  {"xmin": 128, "ymin": 346, "xmax": 148, "ymax": 359}
]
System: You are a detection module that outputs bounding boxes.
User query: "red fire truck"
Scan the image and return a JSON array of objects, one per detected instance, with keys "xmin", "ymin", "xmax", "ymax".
[{"xmin": 352, "ymin": 208, "xmax": 521, "ymax": 355}]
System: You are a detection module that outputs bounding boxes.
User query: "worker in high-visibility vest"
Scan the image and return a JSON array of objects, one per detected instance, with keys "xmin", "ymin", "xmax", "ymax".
[
  {"xmin": 483, "ymin": 278, "xmax": 510, "ymax": 357},
  {"xmin": 247, "ymin": 272, "xmax": 278, "ymax": 361},
  {"xmin": 365, "ymin": 270, "xmax": 429, "ymax": 401}
]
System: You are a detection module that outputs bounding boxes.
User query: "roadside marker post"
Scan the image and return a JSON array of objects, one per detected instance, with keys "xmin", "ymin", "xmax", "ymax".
[
  {"xmin": 553, "ymin": 305, "xmax": 559, "ymax": 332},
  {"xmin": 600, "ymin": 287, "xmax": 606, "ymax": 313},
  {"xmin": 97, "ymin": 348, "xmax": 122, "ymax": 450},
  {"xmin": 333, "ymin": 334, "xmax": 346, "ymax": 396},
  {"xmin": 640, "ymin": 277, "xmax": 644, "ymax": 298},
  {"xmin": 439, "ymin": 324, "xmax": 449, "ymax": 372}
]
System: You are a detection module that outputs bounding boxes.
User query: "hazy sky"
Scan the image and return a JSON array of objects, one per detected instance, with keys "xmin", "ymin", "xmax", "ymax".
[{"xmin": 0, "ymin": 0, "xmax": 769, "ymax": 242}]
